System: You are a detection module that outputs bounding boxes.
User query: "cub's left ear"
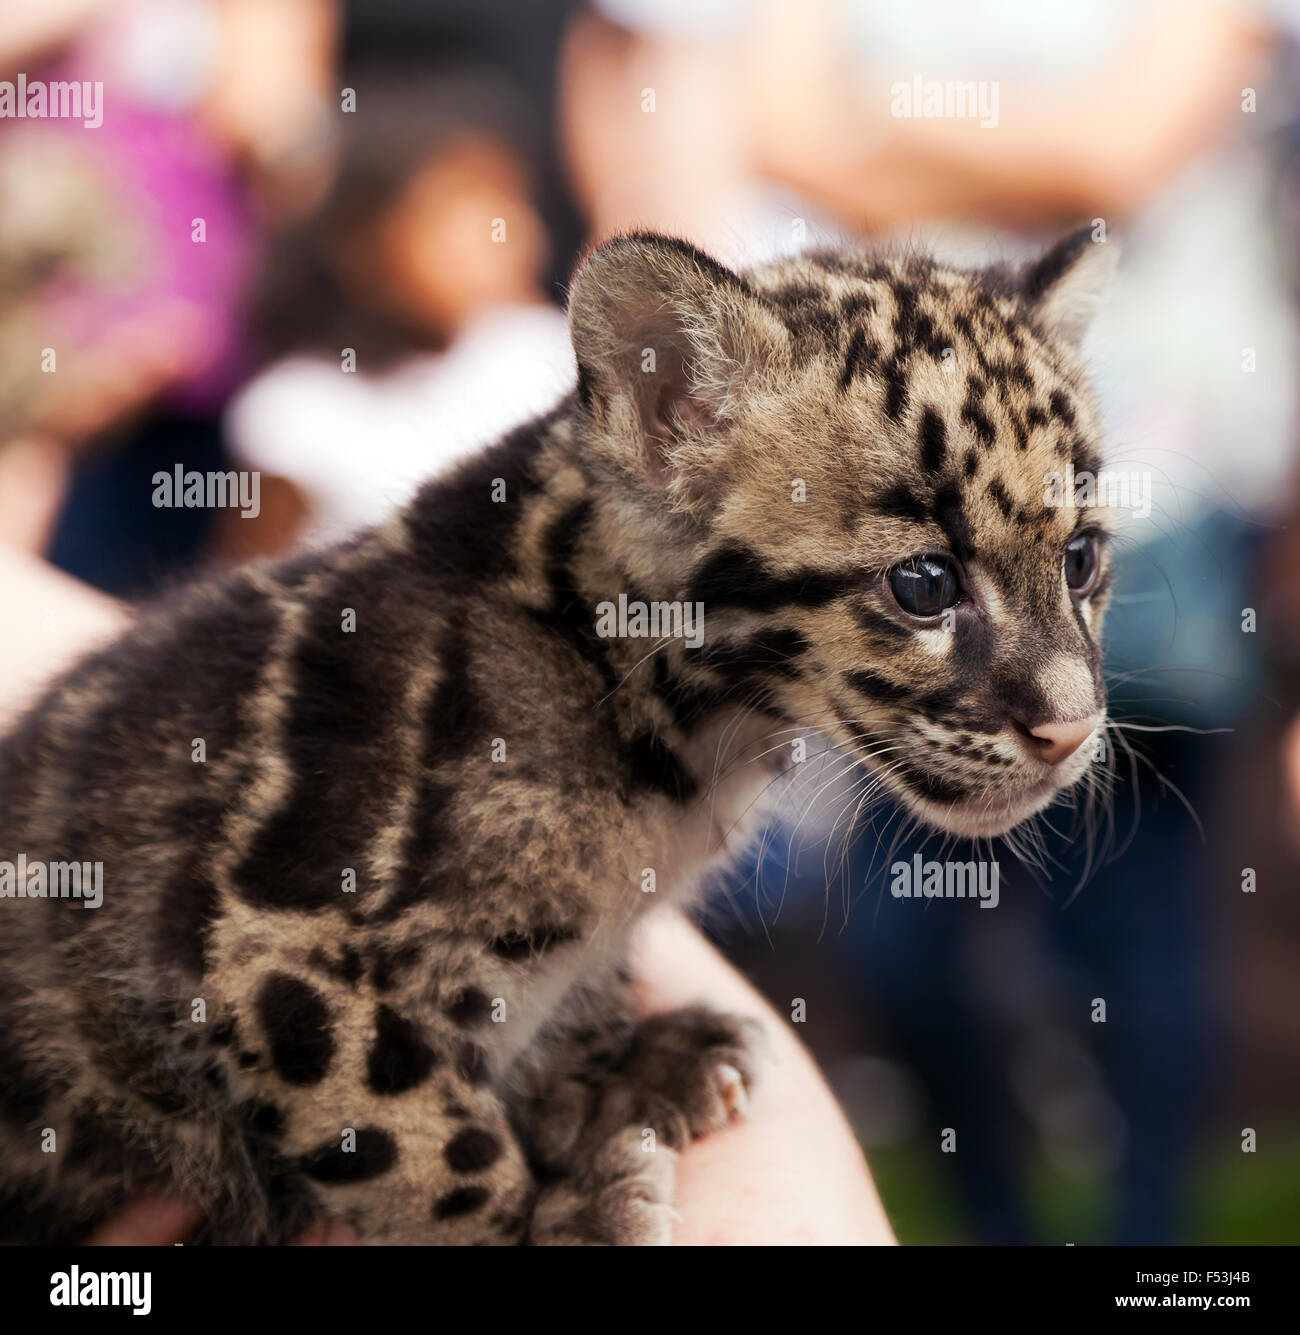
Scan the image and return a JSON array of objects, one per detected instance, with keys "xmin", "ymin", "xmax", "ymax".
[{"xmin": 1020, "ymin": 226, "xmax": 1118, "ymax": 352}]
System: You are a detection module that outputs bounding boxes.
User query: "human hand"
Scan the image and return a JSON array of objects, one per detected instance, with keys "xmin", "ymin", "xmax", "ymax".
[
  {"xmin": 629, "ymin": 909, "xmax": 895, "ymax": 1245},
  {"xmin": 82, "ymin": 1195, "xmax": 361, "ymax": 1246}
]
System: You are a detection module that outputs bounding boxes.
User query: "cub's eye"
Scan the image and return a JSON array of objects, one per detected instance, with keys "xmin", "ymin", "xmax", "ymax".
[
  {"xmin": 1064, "ymin": 531, "xmax": 1100, "ymax": 593},
  {"xmin": 1067, "ymin": 531, "xmax": 1099, "ymax": 595},
  {"xmin": 888, "ymin": 554, "xmax": 962, "ymax": 619}
]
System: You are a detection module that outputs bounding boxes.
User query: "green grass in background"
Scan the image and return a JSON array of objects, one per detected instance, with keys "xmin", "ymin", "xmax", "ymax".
[{"xmin": 868, "ymin": 1132, "xmax": 1300, "ymax": 1245}]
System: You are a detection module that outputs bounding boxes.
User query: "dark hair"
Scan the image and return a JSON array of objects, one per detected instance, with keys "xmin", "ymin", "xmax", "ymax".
[{"xmin": 250, "ymin": 59, "xmax": 539, "ymax": 369}]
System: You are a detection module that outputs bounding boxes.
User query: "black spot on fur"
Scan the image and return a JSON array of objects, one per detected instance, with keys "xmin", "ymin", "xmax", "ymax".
[
  {"xmin": 918, "ymin": 408, "xmax": 947, "ymax": 474},
  {"xmin": 881, "ymin": 352, "xmax": 909, "ymax": 420},
  {"xmin": 490, "ymin": 924, "xmax": 580, "ymax": 962},
  {"xmin": 895, "ymin": 762, "xmax": 971, "ymax": 805},
  {"xmin": 769, "ymin": 282, "xmax": 842, "ymax": 349},
  {"xmin": 445, "ymin": 1127, "xmax": 504, "ymax": 1174},
  {"xmin": 299, "ymin": 1127, "xmax": 397, "ymax": 1183},
  {"xmin": 369, "ymin": 942, "xmax": 422, "ymax": 991},
  {"xmin": 891, "ymin": 280, "xmax": 921, "ymax": 341},
  {"xmin": 1049, "ymin": 389, "xmax": 1076, "ymax": 427},
  {"xmin": 242, "ymin": 1099, "xmax": 284, "ymax": 1138},
  {"xmin": 987, "ymin": 479, "xmax": 1015, "ymax": 519},
  {"xmin": 851, "ymin": 602, "xmax": 909, "ymax": 640},
  {"xmin": 766, "ymin": 280, "xmax": 831, "ymax": 307},
  {"xmin": 839, "ymin": 327, "xmax": 876, "ymax": 392},
  {"xmin": 840, "ymin": 290, "xmax": 875, "ymax": 321},
  {"xmin": 933, "ymin": 482, "xmax": 974, "ymax": 560},
  {"xmin": 526, "ymin": 500, "xmax": 627, "ymax": 707},
  {"xmin": 575, "ymin": 363, "xmax": 594, "ymax": 412},
  {"xmin": 1073, "ymin": 437, "xmax": 1102, "ymax": 477},
  {"xmin": 433, "ymin": 1185, "xmax": 490, "ymax": 1220},
  {"xmin": 689, "ymin": 545, "xmax": 852, "ymax": 613},
  {"xmin": 812, "ymin": 251, "xmax": 869, "ymax": 277},
  {"xmin": 698, "ymin": 627, "xmax": 809, "ymax": 681},
  {"xmin": 625, "ymin": 732, "xmax": 697, "ymax": 803},
  {"xmin": 912, "ymin": 311, "xmax": 949, "ymax": 359},
  {"xmin": 915, "ymin": 686, "xmax": 962, "ymax": 718},
  {"xmin": 992, "ymin": 358, "xmax": 1033, "ymax": 392},
  {"xmin": 444, "ymin": 987, "xmax": 493, "ymax": 1027},
  {"xmin": 652, "ymin": 658, "xmax": 735, "ymax": 734},
  {"xmin": 235, "ymin": 551, "xmax": 425, "ymax": 914},
  {"xmin": 961, "ymin": 395, "xmax": 996, "ymax": 447},
  {"xmin": 872, "ymin": 485, "xmax": 929, "ymax": 526},
  {"xmin": 844, "ymin": 670, "xmax": 911, "ymax": 704},
  {"xmin": 367, "ymin": 1004, "xmax": 439, "ymax": 1095},
  {"xmin": 256, "ymin": 974, "xmax": 334, "ymax": 1086}
]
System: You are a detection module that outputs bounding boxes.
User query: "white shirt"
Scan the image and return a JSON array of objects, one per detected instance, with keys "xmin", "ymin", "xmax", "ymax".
[{"xmin": 225, "ymin": 303, "xmax": 575, "ymax": 546}]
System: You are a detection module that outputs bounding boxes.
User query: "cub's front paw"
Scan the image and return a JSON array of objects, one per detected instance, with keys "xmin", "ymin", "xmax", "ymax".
[
  {"xmin": 529, "ymin": 1127, "xmax": 677, "ymax": 1246},
  {"xmin": 607, "ymin": 1006, "xmax": 763, "ymax": 1150}
]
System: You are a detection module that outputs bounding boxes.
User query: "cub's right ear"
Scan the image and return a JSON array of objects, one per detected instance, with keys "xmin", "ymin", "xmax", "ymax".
[{"xmin": 567, "ymin": 232, "xmax": 786, "ymax": 488}]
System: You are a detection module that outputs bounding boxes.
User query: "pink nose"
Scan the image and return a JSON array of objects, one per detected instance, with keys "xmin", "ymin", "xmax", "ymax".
[{"xmin": 1013, "ymin": 713, "xmax": 1102, "ymax": 766}]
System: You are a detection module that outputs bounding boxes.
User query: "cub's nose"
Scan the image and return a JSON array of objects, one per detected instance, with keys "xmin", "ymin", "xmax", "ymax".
[{"xmin": 1011, "ymin": 713, "xmax": 1102, "ymax": 766}]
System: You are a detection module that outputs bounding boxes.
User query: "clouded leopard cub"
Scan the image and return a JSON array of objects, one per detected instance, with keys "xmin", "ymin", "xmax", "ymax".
[{"xmin": 0, "ymin": 227, "xmax": 1115, "ymax": 1244}]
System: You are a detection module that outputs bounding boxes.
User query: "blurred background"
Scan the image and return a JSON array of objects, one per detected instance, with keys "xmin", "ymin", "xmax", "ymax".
[{"xmin": 2, "ymin": 0, "xmax": 1299, "ymax": 1243}]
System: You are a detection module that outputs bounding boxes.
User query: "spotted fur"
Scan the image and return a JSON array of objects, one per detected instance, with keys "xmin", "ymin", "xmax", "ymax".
[{"xmin": 0, "ymin": 227, "xmax": 1115, "ymax": 1243}]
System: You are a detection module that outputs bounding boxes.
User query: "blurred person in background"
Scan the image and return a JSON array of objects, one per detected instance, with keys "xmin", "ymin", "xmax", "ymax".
[
  {"xmin": 340, "ymin": 0, "xmax": 586, "ymax": 296},
  {"xmin": 224, "ymin": 60, "xmax": 574, "ymax": 555},
  {"xmin": 0, "ymin": 0, "xmax": 338, "ymax": 596}
]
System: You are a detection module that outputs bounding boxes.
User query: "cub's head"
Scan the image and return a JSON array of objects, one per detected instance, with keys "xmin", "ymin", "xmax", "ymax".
[{"xmin": 568, "ymin": 228, "xmax": 1116, "ymax": 838}]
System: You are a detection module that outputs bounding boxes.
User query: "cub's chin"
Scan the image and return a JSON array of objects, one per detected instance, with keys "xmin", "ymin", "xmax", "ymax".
[{"xmin": 893, "ymin": 771, "xmax": 1083, "ymax": 840}]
